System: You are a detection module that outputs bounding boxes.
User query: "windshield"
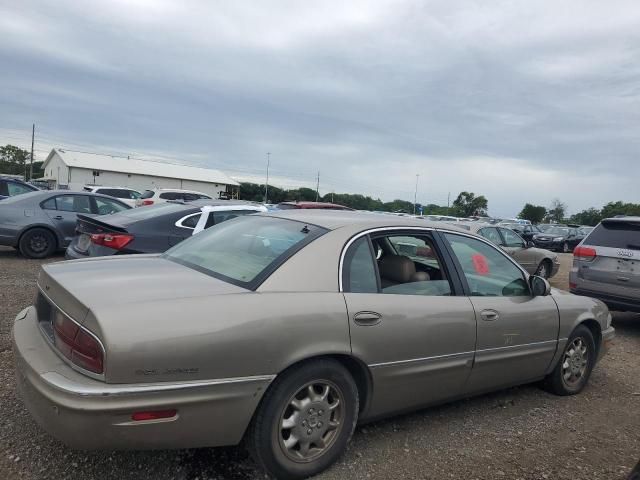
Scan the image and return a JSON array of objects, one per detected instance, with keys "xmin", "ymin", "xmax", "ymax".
[{"xmin": 164, "ymin": 216, "xmax": 327, "ymax": 288}]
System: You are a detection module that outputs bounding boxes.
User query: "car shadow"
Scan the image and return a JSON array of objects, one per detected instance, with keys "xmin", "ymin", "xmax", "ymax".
[{"xmin": 611, "ymin": 312, "xmax": 640, "ymax": 338}]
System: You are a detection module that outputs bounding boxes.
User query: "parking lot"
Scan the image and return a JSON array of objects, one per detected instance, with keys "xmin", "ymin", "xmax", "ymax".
[{"xmin": 1, "ymin": 249, "xmax": 639, "ymax": 480}]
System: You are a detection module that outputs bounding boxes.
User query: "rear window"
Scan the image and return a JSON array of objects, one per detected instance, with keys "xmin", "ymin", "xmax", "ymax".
[
  {"xmin": 141, "ymin": 190, "xmax": 155, "ymax": 199},
  {"xmin": 164, "ymin": 216, "xmax": 327, "ymax": 288},
  {"xmin": 585, "ymin": 221, "xmax": 640, "ymax": 250}
]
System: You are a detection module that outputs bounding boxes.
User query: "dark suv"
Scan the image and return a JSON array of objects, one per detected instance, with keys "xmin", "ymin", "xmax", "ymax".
[
  {"xmin": 570, "ymin": 217, "xmax": 640, "ymax": 312},
  {"xmin": 0, "ymin": 176, "xmax": 38, "ymax": 200}
]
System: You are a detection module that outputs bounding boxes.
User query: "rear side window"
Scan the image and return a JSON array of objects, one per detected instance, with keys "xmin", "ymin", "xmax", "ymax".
[
  {"xmin": 343, "ymin": 237, "xmax": 378, "ymax": 293},
  {"xmin": 178, "ymin": 213, "xmax": 201, "ymax": 229},
  {"xmin": 44, "ymin": 195, "xmax": 92, "ymax": 213},
  {"xmin": 586, "ymin": 222, "xmax": 640, "ymax": 250}
]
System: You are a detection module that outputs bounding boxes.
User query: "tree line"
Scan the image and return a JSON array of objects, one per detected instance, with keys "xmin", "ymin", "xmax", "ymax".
[
  {"xmin": 0, "ymin": 144, "xmax": 43, "ymax": 179},
  {"xmin": 240, "ymin": 182, "xmax": 488, "ymax": 217},
  {"xmin": 518, "ymin": 199, "xmax": 640, "ymax": 225}
]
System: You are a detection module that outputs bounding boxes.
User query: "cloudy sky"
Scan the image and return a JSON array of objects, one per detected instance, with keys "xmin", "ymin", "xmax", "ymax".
[{"xmin": 1, "ymin": 1, "xmax": 639, "ymax": 216}]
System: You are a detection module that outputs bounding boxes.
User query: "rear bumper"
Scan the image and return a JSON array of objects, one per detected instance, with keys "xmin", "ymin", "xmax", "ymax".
[
  {"xmin": 64, "ymin": 246, "xmax": 88, "ymax": 260},
  {"xmin": 570, "ymin": 288, "xmax": 640, "ymax": 313},
  {"xmin": 13, "ymin": 306, "xmax": 272, "ymax": 450},
  {"xmin": 534, "ymin": 240, "xmax": 563, "ymax": 251}
]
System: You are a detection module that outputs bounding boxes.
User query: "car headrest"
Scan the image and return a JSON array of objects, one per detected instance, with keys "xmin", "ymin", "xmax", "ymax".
[{"xmin": 379, "ymin": 255, "xmax": 416, "ymax": 283}]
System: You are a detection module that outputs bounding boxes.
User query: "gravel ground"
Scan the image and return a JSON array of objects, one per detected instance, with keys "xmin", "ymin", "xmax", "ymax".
[{"xmin": 1, "ymin": 249, "xmax": 639, "ymax": 480}]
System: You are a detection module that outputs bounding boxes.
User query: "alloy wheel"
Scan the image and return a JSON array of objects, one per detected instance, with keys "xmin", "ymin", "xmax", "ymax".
[
  {"xmin": 278, "ymin": 380, "xmax": 344, "ymax": 463},
  {"xmin": 561, "ymin": 337, "xmax": 589, "ymax": 388},
  {"xmin": 29, "ymin": 234, "xmax": 48, "ymax": 254}
]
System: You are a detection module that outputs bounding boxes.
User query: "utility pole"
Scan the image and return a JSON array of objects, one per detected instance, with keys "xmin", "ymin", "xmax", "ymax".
[
  {"xmin": 263, "ymin": 152, "xmax": 270, "ymax": 204},
  {"xmin": 413, "ymin": 174, "xmax": 419, "ymax": 215},
  {"xmin": 447, "ymin": 192, "xmax": 451, "ymax": 212},
  {"xmin": 315, "ymin": 171, "xmax": 320, "ymax": 202},
  {"xmin": 29, "ymin": 123, "xmax": 35, "ymax": 180}
]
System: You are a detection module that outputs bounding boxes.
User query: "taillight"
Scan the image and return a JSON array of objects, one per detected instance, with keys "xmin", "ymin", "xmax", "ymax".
[
  {"xmin": 142, "ymin": 199, "xmax": 154, "ymax": 206},
  {"xmin": 53, "ymin": 311, "xmax": 103, "ymax": 374},
  {"xmin": 574, "ymin": 246, "xmax": 596, "ymax": 261},
  {"xmin": 91, "ymin": 233, "xmax": 134, "ymax": 250}
]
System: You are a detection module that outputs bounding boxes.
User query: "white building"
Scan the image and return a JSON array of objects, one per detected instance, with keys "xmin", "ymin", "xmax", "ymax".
[{"xmin": 40, "ymin": 148, "xmax": 239, "ymax": 198}]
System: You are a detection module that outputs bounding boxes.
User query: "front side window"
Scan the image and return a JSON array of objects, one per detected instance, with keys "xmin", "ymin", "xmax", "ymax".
[
  {"xmin": 444, "ymin": 233, "xmax": 529, "ymax": 297},
  {"xmin": 164, "ymin": 216, "xmax": 326, "ymax": 288},
  {"xmin": 500, "ymin": 228, "xmax": 525, "ymax": 248}
]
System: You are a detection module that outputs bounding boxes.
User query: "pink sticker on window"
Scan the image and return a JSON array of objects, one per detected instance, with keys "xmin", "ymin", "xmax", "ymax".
[{"xmin": 472, "ymin": 254, "xmax": 489, "ymax": 275}]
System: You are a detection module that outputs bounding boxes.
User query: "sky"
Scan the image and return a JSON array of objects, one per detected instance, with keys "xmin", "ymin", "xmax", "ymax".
[{"xmin": 1, "ymin": 0, "xmax": 639, "ymax": 217}]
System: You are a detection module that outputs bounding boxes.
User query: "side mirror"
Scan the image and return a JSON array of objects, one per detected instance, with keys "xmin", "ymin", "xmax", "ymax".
[{"xmin": 530, "ymin": 275, "xmax": 551, "ymax": 297}]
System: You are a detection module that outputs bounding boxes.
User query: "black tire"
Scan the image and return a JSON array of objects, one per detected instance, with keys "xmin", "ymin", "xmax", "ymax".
[
  {"xmin": 535, "ymin": 259, "xmax": 552, "ymax": 279},
  {"xmin": 19, "ymin": 228, "xmax": 56, "ymax": 259},
  {"xmin": 544, "ymin": 325, "xmax": 596, "ymax": 396},
  {"xmin": 248, "ymin": 359, "xmax": 359, "ymax": 480}
]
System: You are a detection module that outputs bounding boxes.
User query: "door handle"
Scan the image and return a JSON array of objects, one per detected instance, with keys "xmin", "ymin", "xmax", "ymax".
[
  {"xmin": 617, "ymin": 277, "xmax": 630, "ymax": 282},
  {"xmin": 353, "ymin": 311, "xmax": 382, "ymax": 326},
  {"xmin": 53, "ymin": 215, "xmax": 63, "ymax": 220},
  {"xmin": 480, "ymin": 309, "xmax": 499, "ymax": 321}
]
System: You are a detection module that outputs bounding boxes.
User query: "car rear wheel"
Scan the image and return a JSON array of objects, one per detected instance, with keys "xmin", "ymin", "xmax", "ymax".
[
  {"xmin": 248, "ymin": 359, "xmax": 359, "ymax": 480},
  {"xmin": 535, "ymin": 259, "xmax": 552, "ymax": 279},
  {"xmin": 19, "ymin": 228, "xmax": 56, "ymax": 259},
  {"xmin": 544, "ymin": 325, "xmax": 596, "ymax": 396}
]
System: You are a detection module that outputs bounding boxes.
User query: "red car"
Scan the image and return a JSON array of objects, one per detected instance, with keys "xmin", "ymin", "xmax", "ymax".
[{"xmin": 277, "ymin": 201, "xmax": 353, "ymax": 210}]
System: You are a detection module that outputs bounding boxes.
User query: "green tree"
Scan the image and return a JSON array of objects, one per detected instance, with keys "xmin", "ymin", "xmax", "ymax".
[
  {"xmin": 601, "ymin": 201, "xmax": 640, "ymax": 219},
  {"xmin": 547, "ymin": 199, "xmax": 567, "ymax": 223},
  {"xmin": 0, "ymin": 144, "xmax": 29, "ymax": 177},
  {"xmin": 518, "ymin": 204, "xmax": 546, "ymax": 224},
  {"xmin": 569, "ymin": 208, "xmax": 602, "ymax": 226},
  {"xmin": 451, "ymin": 191, "xmax": 488, "ymax": 217}
]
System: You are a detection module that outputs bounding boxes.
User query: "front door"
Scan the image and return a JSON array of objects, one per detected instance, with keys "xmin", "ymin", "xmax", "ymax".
[
  {"xmin": 442, "ymin": 232, "xmax": 559, "ymax": 394},
  {"xmin": 342, "ymin": 231, "xmax": 477, "ymax": 418}
]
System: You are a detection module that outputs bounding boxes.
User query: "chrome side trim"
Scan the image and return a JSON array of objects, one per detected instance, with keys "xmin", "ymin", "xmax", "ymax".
[
  {"xmin": 37, "ymin": 286, "xmax": 107, "ymax": 382},
  {"xmin": 40, "ymin": 372, "xmax": 277, "ymax": 397},
  {"xmin": 368, "ymin": 339, "xmax": 559, "ymax": 368},
  {"xmin": 475, "ymin": 339, "xmax": 557, "ymax": 354},
  {"xmin": 369, "ymin": 350, "xmax": 474, "ymax": 368}
]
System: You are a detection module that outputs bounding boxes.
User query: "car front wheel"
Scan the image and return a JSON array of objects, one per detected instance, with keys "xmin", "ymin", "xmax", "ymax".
[
  {"xmin": 544, "ymin": 325, "xmax": 596, "ymax": 395},
  {"xmin": 248, "ymin": 359, "xmax": 359, "ymax": 480}
]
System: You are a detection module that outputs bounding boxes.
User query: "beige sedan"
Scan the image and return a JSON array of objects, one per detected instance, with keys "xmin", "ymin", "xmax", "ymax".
[{"xmin": 455, "ymin": 223, "xmax": 560, "ymax": 279}]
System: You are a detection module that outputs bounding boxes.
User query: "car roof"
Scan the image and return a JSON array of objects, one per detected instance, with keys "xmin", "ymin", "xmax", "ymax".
[
  {"xmin": 278, "ymin": 201, "xmax": 353, "ymax": 210},
  {"xmin": 261, "ymin": 209, "xmax": 472, "ymax": 233},
  {"xmin": 148, "ymin": 188, "xmax": 210, "ymax": 194},
  {"xmin": 602, "ymin": 216, "xmax": 640, "ymax": 224}
]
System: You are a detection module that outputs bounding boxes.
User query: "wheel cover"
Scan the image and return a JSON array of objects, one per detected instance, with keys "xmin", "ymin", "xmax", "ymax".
[
  {"xmin": 537, "ymin": 263, "xmax": 547, "ymax": 278},
  {"xmin": 29, "ymin": 234, "xmax": 48, "ymax": 253},
  {"xmin": 278, "ymin": 380, "xmax": 345, "ymax": 463},
  {"xmin": 561, "ymin": 337, "xmax": 589, "ymax": 388},
  {"xmin": 563, "ymin": 242, "xmax": 569, "ymax": 253}
]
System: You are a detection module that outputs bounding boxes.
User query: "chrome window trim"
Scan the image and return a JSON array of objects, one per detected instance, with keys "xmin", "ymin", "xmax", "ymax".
[
  {"xmin": 338, "ymin": 225, "xmax": 530, "ymax": 292},
  {"xmin": 175, "ymin": 212, "xmax": 200, "ymax": 230},
  {"xmin": 37, "ymin": 286, "xmax": 107, "ymax": 381},
  {"xmin": 40, "ymin": 371, "xmax": 276, "ymax": 397}
]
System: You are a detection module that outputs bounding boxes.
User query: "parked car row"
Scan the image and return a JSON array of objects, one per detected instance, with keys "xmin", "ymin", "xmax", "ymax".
[{"xmin": 13, "ymin": 209, "xmax": 615, "ymax": 480}]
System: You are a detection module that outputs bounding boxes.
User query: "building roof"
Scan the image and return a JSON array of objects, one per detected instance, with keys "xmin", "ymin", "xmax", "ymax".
[{"xmin": 43, "ymin": 149, "xmax": 239, "ymax": 186}]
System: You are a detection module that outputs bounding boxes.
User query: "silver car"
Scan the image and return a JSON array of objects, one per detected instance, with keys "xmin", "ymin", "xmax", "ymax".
[
  {"xmin": 570, "ymin": 216, "xmax": 640, "ymax": 312},
  {"xmin": 13, "ymin": 211, "xmax": 614, "ymax": 479},
  {"xmin": 0, "ymin": 190, "xmax": 130, "ymax": 258}
]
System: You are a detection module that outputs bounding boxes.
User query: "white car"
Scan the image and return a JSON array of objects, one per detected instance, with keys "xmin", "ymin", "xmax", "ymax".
[
  {"xmin": 82, "ymin": 186, "xmax": 142, "ymax": 208},
  {"xmin": 136, "ymin": 188, "xmax": 213, "ymax": 207}
]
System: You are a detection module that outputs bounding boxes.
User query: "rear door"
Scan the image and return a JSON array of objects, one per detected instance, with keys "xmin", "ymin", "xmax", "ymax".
[
  {"xmin": 576, "ymin": 220, "xmax": 640, "ymax": 297},
  {"xmin": 42, "ymin": 194, "xmax": 93, "ymax": 245},
  {"xmin": 342, "ymin": 229, "xmax": 477, "ymax": 417},
  {"xmin": 441, "ymin": 232, "xmax": 559, "ymax": 393}
]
